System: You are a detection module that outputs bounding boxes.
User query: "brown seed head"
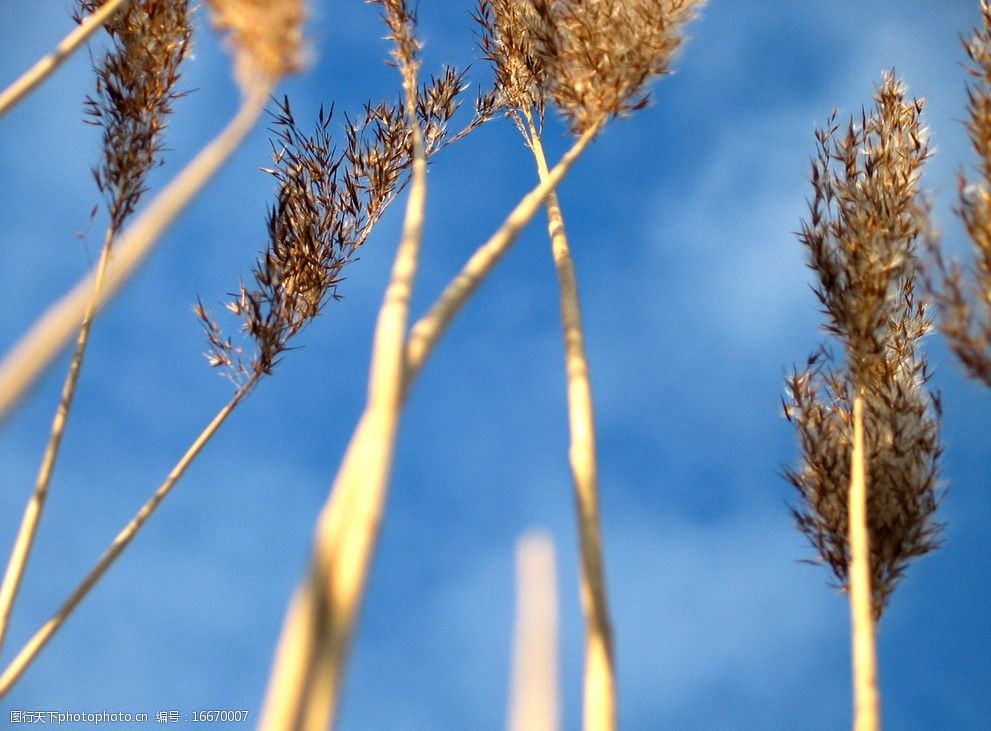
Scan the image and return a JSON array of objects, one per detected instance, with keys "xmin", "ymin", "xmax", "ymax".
[
  {"xmin": 525, "ymin": 0, "xmax": 704, "ymax": 133},
  {"xmin": 786, "ymin": 74, "xmax": 943, "ymax": 619},
  {"xmin": 475, "ymin": 0, "xmax": 547, "ymax": 121},
  {"xmin": 79, "ymin": 0, "xmax": 192, "ymax": 232},
  {"xmin": 801, "ymin": 73, "xmax": 929, "ymax": 379},
  {"xmin": 205, "ymin": 0, "xmax": 306, "ymax": 88},
  {"xmin": 927, "ymin": 1, "xmax": 991, "ymax": 387},
  {"xmin": 201, "ymin": 70, "xmax": 474, "ymax": 380}
]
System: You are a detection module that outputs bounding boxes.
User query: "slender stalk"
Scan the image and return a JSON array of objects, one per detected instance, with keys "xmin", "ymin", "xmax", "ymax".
[
  {"xmin": 0, "ymin": 225, "xmax": 116, "ymax": 656},
  {"xmin": 849, "ymin": 394, "xmax": 880, "ymax": 731},
  {"xmin": 0, "ymin": 373, "xmax": 259, "ymax": 699},
  {"xmin": 0, "ymin": 82, "xmax": 271, "ymax": 424},
  {"xmin": 404, "ymin": 123, "xmax": 599, "ymax": 382},
  {"xmin": 524, "ymin": 110, "xmax": 615, "ymax": 731},
  {"xmin": 0, "ymin": 0, "xmax": 131, "ymax": 119},
  {"xmin": 258, "ymin": 62, "xmax": 429, "ymax": 731},
  {"xmin": 508, "ymin": 532, "xmax": 559, "ymax": 731}
]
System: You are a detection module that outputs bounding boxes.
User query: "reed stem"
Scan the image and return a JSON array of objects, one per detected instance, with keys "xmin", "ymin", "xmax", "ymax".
[
  {"xmin": 524, "ymin": 110, "xmax": 615, "ymax": 731},
  {"xmin": 0, "ymin": 225, "xmax": 116, "ymax": 657},
  {"xmin": 849, "ymin": 394, "xmax": 880, "ymax": 731},
  {"xmin": 0, "ymin": 374, "xmax": 259, "ymax": 698}
]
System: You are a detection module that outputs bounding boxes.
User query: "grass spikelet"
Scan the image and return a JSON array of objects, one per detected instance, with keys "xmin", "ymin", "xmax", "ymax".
[
  {"xmin": 0, "ymin": 0, "xmax": 307, "ymax": 423},
  {"xmin": 785, "ymin": 72, "xmax": 943, "ymax": 731},
  {"xmin": 526, "ymin": 0, "xmax": 704, "ymax": 132},
  {"xmin": 206, "ymin": 0, "xmax": 306, "ymax": 90},
  {"xmin": 0, "ymin": 67, "xmax": 477, "ymax": 697},
  {"xmin": 473, "ymin": 2, "xmax": 702, "ymax": 726}
]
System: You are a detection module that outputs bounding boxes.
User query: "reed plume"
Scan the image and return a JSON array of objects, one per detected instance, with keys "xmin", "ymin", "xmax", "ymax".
[
  {"xmin": 785, "ymin": 73, "xmax": 943, "ymax": 731},
  {"xmin": 524, "ymin": 0, "xmax": 701, "ymax": 133},
  {"xmin": 928, "ymin": 0, "xmax": 991, "ymax": 388},
  {"xmin": 202, "ymin": 73, "xmax": 471, "ymax": 382},
  {"xmin": 0, "ymin": 0, "xmax": 191, "ymax": 657}
]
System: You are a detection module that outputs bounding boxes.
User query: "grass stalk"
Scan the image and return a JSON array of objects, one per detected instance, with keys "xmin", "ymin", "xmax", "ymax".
[
  {"xmin": 0, "ymin": 373, "xmax": 260, "ymax": 698},
  {"xmin": 0, "ymin": 227, "xmax": 116, "ymax": 656},
  {"xmin": 524, "ymin": 110, "xmax": 614, "ymax": 731},
  {"xmin": 0, "ymin": 0, "xmax": 131, "ymax": 119},
  {"xmin": 0, "ymin": 82, "xmax": 270, "ymax": 424},
  {"xmin": 849, "ymin": 394, "xmax": 880, "ymax": 731}
]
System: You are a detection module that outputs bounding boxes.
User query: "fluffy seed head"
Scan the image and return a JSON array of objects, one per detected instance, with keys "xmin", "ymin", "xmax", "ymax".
[
  {"xmin": 786, "ymin": 73, "xmax": 943, "ymax": 619},
  {"xmin": 80, "ymin": 0, "xmax": 192, "ymax": 231},
  {"xmin": 205, "ymin": 0, "xmax": 306, "ymax": 88},
  {"xmin": 526, "ymin": 0, "xmax": 704, "ymax": 132},
  {"xmin": 927, "ymin": 1, "xmax": 991, "ymax": 387},
  {"xmin": 200, "ymin": 70, "xmax": 474, "ymax": 380}
]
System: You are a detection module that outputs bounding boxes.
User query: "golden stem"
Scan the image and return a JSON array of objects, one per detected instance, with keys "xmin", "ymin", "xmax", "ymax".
[
  {"xmin": 258, "ymin": 60, "xmax": 428, "ymax": 731},
  {"xmin": 0, "ymin": 224, "xmax": 116, "ymax": 656},
  {"xmin": 849, "ymin": 394, "xmax": 880, "ymax": 731},
  {"xmin": 404, "ymin": 123, "xmax": 600, "ymax": 383},
  {"xmin": 523, "ymin": 109, "xmax": 615, "ymax": 731},
  {"xmin": 508, "ymin": 532, "xmax": 560, "ymax": 731},
  {"xmin": 0, "ymin": 376, "xmax": 258, "ymax": 698}
]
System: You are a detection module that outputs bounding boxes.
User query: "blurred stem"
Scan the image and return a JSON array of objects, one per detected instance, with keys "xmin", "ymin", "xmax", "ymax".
[
  {"xmin": 0, "ymin": 0, "xmax": 131, "ymax": 119},
  {"xmin": 0, "ymin": 373, "xmax": 261, "ymax": 699},
  {"xmin": 508, "ymin": 532, "xmax": 560, "ymax": 731},
  {"xmin": 0, "ymin": 224, "xmax": 116, "ymax": 657},
  {"xmin": 522, "ymin": 108, "xmax": 615, "ymax": 731},
  {"xmin": 0, "ymin": 81, "xmax": 271, "ymax": 424},
  {"xmin": 258, "ymin": 63, "xmax": 428, "ymax": 731},
  {"xmin": 849, "ymin": 394, "xmax": 880, "ymax": 731}
]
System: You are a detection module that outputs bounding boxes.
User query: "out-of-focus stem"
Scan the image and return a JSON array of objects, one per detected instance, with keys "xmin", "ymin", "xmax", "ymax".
[
  {"xmin": 849, "ymin": 394, "xmax": 880, "ymax": 731},
  {"xmin": 508, "ymin": 532, "xmax": 559, "ymax": 731},
  {"xmin": 524, "ymin": 109, "xmax": 615, "ymax": 731},
  {"xmin": 0, "ymin": 0, "xmax": 131, "ymax": 119},
  {"xmin": 0, "ymin": 82, "xmax": 271, "ymax": 424},
  {"xmin": 0, "ymin": 225, "xmax": 116, "ymax": 657},
  {"xmin": 0, "ymin": 374, "xmax": 259, "ymax": 698}
]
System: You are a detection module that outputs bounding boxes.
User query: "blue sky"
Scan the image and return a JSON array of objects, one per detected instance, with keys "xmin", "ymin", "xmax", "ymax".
[{"xmin": 1, "ymin": 1, "xmax": 989, "ymax": 729}]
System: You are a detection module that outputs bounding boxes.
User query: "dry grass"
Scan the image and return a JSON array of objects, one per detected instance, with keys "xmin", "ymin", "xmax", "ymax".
[
  {"xmin": 0, "ymin": 0, "xmax": 303, "ymax": 699},
  {"xmin": 508, "ymin": 532, "xmax": 560, "ymax": 731},
  {"xmin": 0, "ymin": 0, "xmax": 191, "ymax": 659},
  {"xmin": 7, "ymin": 1, "xmax": 983, "ymax": 729},
  {"xmin": 785, "ymin": 73, "xmax": 943, "ymax": 731},
  {"xmin": 0, "ymin": 0, "xmax": 305, "ymax": 424},
  {"xmin": 473, "ymin": 2, "xmax": 703, "ymax": 727}
]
